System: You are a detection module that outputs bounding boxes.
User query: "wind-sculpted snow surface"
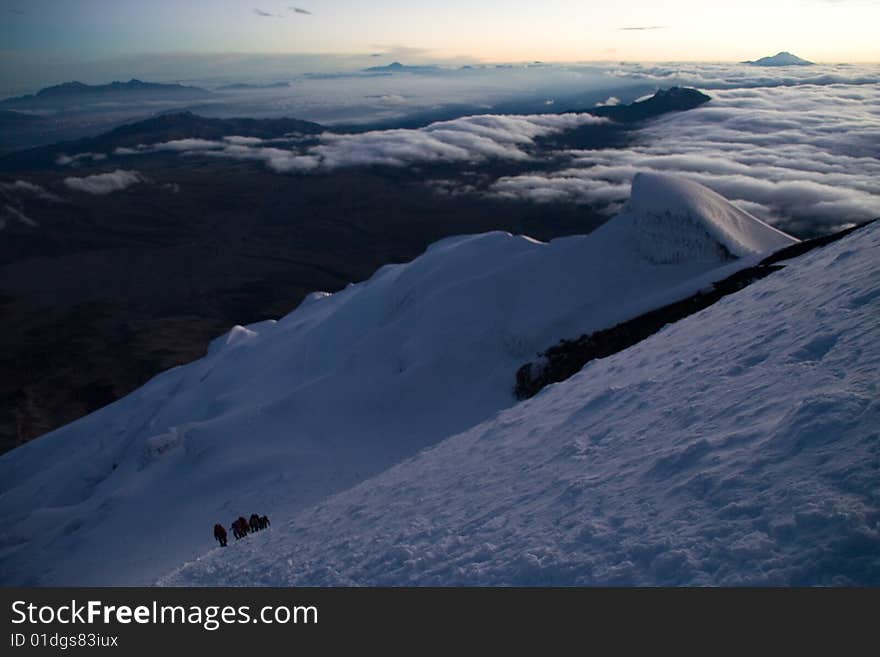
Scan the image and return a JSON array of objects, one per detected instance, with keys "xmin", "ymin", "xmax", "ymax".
[
  {"xmin": 162, "ymin": 220, "xmax": 880, "ymax": 586},
  {"xmin": 622, "ymin": 173, "xmax": 796, "ymax": 262},
  {"xmin": 0, "ymin": 175, "xmax": 795, "ymax": 585}
]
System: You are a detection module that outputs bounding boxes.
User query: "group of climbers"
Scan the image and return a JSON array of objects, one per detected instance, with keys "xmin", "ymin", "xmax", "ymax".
[{"xmin": 213, "ymin": 513, "xmax": 270, "ymax": 547}]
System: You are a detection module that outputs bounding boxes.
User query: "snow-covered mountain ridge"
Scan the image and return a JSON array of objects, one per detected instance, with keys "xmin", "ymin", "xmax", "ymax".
[
  {"xmin": 1, "ymin": 173, "xmax": 807, "ymax": 585},
  {"xmin": 163, "ymin": 217, "xmax": 880, "ymax": 586},
  {"xmin": 625, "ymin": 173, "xmax": 796, "ymax": 262}
]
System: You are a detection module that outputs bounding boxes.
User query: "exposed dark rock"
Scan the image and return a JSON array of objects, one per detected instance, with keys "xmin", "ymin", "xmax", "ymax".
[
  {"xmin": 561, "ymin": 87, "xmax": 711, "ymax": 123},
  {"xmin": 588, "ymin": 87, "xmax": 711, "ymax": 123}
]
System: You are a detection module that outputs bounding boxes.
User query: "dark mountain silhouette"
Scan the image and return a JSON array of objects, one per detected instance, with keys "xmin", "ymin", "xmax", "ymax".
[
  {"xmin": 544, "ymin": 87, "xmax": 710, "ymax": 150},
  {"xmin": 363, "ymin": 62, "xmax": 441, "ymax": 74},
  {"xmin": 0, "ymin": 79, "xmax": 212, "ymax": 108},
  {"xmin": 0, "ymin": 111, "xmax": 325, "ymax": 170},
  {"xmin": 101, "ymin": 110, "xmax": 324, "ymax": 142},
  {"xmin": 743, "ymin": 51, "xmax": 814, "ymax": 67},
  {"xmin": 0, "ymin": 110, "xmax": 42, "ymax": 129},
  {"xmin": 585, "ymin": 87, "xmax": 711, "ymax": 123}
]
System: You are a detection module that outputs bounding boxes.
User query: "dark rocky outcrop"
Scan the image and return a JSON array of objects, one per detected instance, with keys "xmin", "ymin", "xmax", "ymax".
[{"xmin": 588, "ymin": 87, "xmax": 711, "ymax": 123}]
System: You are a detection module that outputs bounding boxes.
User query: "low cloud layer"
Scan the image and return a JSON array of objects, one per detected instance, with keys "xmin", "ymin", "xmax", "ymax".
[
  {"xmin": 115, "ymin": 139, "xmax": 228, "ymax": 155},
  {"xmin": 306, "ymin": 114, "xmax": 609, "ymax": 169},
  {"xmin": 608, "ymin": 62, "xmax": 880, "ymax": 91},
  {"xmin": 116, "ymin": 113, "xmax": 610, "ymax": 173},
  {"xmin": 63, "ymin": 169, "xmax": 146, "ymax": 195},
  {"xmin": 0, "ymin": 179, "xmax": 62, "ymax": 202},
  {"xmin": 56, "ymin": 152, "xmax": 108, "ymax": 167},
  {"xmin": 0, "ymin": 179, "xmax": 60, "ymax": 231},
  {"xmin": 489, "ymin": 83, "xmax": 880, "ymax": 235},
  {"xmin": 0, "ymin": 204, "xmax": 37, "ymax": 230}
]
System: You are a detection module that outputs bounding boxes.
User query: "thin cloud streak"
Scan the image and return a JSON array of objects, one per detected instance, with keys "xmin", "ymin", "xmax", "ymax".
[{"xmin": 63, "ymin": 170, "xmax": 147, "ymax": 195}]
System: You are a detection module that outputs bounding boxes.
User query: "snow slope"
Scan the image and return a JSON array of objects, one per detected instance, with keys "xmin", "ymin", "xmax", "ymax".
[
  {"xmin": 0, "ymin": 174, "xmax": 796, "ymax": 585},
  {"xmin": 162, "ymin": 220, "xmax": 880, "ymax": 586},
  {"xmin": 624, "ymin": 173, "xmax": 797, "ymax": 262}
]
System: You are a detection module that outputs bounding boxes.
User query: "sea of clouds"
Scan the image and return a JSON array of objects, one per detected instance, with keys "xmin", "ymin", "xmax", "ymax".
[
  {"xmin": 491, "ymin": 81, "xmax": 880, "ymax": 234},
  {"xmin": 63, "ymin": 169, "xmax": 146, "ymax": 195},
  {"xmin": 113, "ymin": 113, "xmax": 610, "ymax": 172},
  {"xmin": 58, "ymin": 62, "xmax": 880, "ymax": 234}
]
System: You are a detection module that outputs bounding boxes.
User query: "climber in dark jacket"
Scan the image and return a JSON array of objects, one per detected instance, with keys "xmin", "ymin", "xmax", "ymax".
[
  {"xmin": 259, "ymin": 515, "xmax": 270, "ymax": 530},
  {"xmin": 249, "ymin": 513, "xmax": 261, "ymax": 533},
  {"xmin": 213, "ymin": 523, "xmax": 228, "ymax": 547},
  {"xmin": 233, "ymin": 516, "xmax": 249, "ymax": 539}
]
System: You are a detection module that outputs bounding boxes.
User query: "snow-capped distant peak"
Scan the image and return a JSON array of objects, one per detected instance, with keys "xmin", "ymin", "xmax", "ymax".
[
  {"xmin": 617, "ymin": 172, "xmax": 798, "ymax": 264},
  {"xmin": 745, "ymin": 51, "xmax": 815, "ymax": 67}
]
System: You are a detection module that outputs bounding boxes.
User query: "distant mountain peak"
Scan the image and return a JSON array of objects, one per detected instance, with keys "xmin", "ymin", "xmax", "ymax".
[
  {"xmin": 743, "ymin": 51, "xmax": 814, "ymax": 67},
  {"xmin": 363, "ymin": 61, "xmax": 440, "ymax": 73},
  {"xmin": 1, "ymin": 79, "xmax": 211, "ymax": 107},
  {"xmin": 0, "ymin": 112, "xmax": 326, "ymax": 171},
  {"xmin": 586, "ymin": 87, "xmax": 710, "ymax": 123}
]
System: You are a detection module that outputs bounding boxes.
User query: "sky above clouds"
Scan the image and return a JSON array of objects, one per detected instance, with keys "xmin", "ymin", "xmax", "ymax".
[{"xmin": 1, "ymin": 0, "xmax": 878, "ymax": 66}]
